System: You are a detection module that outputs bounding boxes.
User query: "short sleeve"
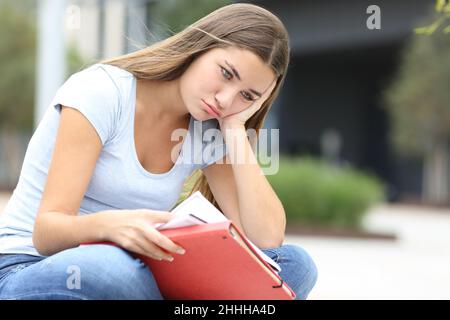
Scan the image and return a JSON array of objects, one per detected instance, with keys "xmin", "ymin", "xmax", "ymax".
[
  {"xmin": 51, "ymin": 64, "xmax": 121, "ymax": 146},
  {"xmin": 200, "ymin": 120, "xmax": 228, "ymax": 169}
]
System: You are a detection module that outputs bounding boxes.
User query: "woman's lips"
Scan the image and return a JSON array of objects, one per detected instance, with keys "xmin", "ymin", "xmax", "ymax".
[{"xmin": 202, "ymin": 100, "xmax": 221, "ymax": 117}]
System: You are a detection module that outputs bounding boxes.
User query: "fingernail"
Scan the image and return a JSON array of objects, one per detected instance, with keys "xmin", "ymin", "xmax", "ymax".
[
  {"xmin": 166, "ymin": 256, "xmax": 174, "ymax": 262},
  {"xmin": 177, "ymin": 248, "xmax": 186, "ymax": 254}
]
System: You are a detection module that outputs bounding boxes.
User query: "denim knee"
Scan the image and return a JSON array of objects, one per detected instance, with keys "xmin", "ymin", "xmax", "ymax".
[
  {"xmin": 278, "ymin": 244, "xmax": 318, "ymax": 300},
  {"xmin": 0, "ymin": 245, "xmax": 163, "ymax": 300},
  {"xmin": 63, "ymin": 244, "xmax": 163, "ymax": 300}
]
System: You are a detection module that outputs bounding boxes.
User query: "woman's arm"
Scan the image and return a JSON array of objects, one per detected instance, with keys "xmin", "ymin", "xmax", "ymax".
[
  {"xmin": 33, "ymin": 210, "xmax": 110, "ymax": 256},
  {"xmin": 33, "ymin": 106, "xmax": 105, "ymax": 255},
  {"xmin": 33, "ymin": 106, "xmax": 181, "ymax": 260},
  {"xmin": 202, "ymin": 123, "xmax": 286, "ymax": 249},
  {"xmin": 34, "ymin": 210, "xmax": 178, "ymax": 258}
]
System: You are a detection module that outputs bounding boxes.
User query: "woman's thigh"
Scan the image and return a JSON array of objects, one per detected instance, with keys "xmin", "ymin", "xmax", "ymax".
[
  {"xmin": 0, "ymin": 244, "xmax": 163, "ymax": 300},
  {"xmin": 261, "ymin": 244, "xmax": 318, "ymax": 300}
]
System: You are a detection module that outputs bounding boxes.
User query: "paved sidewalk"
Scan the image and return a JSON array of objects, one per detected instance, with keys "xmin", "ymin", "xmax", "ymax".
[
  {"xmin": 2, "ymin": 192, "xmax": 449, "ymax": 299},
  {"xmin": 286, "ymin": 204, "xmax": 450, "ymax": 299}
]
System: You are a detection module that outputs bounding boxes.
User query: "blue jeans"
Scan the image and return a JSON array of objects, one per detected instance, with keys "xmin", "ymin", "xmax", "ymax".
[{"xmin": 0, "ymin": 243, "xmax": 317, "ymax": 300}]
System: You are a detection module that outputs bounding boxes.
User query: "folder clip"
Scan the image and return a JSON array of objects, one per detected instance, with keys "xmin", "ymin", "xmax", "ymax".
[{"xmin": 272, "ymin": 279, "xmax": 284, "ymax": 288}]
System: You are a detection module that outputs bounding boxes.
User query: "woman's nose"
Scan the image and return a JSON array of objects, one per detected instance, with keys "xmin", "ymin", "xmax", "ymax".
[
  {"xmin": 215, "ymin": 89, "xmax": 235, "ymax": 110},
  {"xmin": 214, "ymin": 98, "xmax": 225, "ymax": 112}
]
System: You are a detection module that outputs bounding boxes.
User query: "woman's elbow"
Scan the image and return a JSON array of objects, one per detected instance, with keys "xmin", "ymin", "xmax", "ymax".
[
  {"xmin": 32, "ymin": 216, "xmax": 52, "ymax": 256},
  {"xmin": 257, "ymin": 232, "xmax": 285, "ymax": 249},
  {"xmin": 32, "ymin": 226, "xmax": 47, "ymax": 256}
]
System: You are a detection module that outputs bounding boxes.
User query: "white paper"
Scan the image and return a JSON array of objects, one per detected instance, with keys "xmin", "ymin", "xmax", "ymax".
[{"xmin": 155, "ymin": 191, "xmax": 281, "ymax": 273}]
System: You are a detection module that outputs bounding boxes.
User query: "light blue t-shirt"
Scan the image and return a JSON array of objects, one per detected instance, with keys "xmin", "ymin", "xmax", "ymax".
[{"xmin": 0, "ymin": 63, "xmax": 227, "ymax": 257}]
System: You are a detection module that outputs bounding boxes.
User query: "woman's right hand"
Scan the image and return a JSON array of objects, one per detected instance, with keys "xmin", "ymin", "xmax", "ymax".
[{"xmin": 99, "ymin": 209, "xmax": 186, "ymax": 262}]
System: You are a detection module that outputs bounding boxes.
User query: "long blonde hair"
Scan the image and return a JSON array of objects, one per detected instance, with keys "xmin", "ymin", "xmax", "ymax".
[{"xmin": 101, "ymin": 3, "xmax": 290, "ymax": 210}]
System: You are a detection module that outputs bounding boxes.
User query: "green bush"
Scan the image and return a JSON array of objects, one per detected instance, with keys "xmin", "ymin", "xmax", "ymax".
[{"xmin": 267, "ymin": 157, "xmax": 385, "ymax": 228}]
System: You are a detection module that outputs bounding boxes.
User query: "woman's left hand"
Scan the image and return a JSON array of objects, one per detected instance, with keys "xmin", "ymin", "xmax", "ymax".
[{"xmin": 218, "ymin": 81, "xmax": 276, "ymax": 129}]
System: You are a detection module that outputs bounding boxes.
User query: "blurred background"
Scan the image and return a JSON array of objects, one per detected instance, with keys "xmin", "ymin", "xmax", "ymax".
[{"xmin": 0, "ymin": 0, "xmax": 449, "ymax": 299}]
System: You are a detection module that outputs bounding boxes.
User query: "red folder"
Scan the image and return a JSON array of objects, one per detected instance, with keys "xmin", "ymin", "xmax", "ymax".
[{"xmin": 82, "ymin": 220, "xmax": 295, "ymax": 300}]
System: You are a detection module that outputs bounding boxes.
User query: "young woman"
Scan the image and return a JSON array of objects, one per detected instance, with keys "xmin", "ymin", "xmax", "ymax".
[{"xmin": 0, "ymin": 3, "xmax": 317, "ymax": 300}]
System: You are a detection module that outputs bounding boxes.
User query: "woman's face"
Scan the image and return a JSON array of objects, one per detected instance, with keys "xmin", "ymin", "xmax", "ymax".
[{"xmin": 180, "ymin": 46, "xmax": 276, "ymax": 121}]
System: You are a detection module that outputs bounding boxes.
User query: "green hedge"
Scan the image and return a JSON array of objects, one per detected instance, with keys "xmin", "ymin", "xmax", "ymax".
[{"xmin": 267, "ymin": 157, "xmax": 385, "ymax": 228}]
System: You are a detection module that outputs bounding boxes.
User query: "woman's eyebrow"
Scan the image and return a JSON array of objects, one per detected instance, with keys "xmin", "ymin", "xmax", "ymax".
[{"xmin": 224, "ymin": 60, "xmax": 262, "ymax": 97}]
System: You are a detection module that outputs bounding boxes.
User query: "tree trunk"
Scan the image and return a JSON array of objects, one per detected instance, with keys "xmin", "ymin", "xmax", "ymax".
[{"xmin": 422, "ymin": 141, "xmax": 450, "ymax": 204}]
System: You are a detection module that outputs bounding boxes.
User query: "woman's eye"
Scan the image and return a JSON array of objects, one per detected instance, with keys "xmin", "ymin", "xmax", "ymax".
[
  {"xmin": 220, "ymin": 66, "xmax": 254, "ymax": 101},
  {"xmin": 241, "ymin": 92, "xmax": 254, "ymax": 102},
  {"xmin": 221, "ymin": 67, "xmax": 232, "ymax": 80}
]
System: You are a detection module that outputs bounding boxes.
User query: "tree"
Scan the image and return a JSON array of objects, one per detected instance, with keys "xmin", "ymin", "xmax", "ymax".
[
  {"xmin": 0, "ymin": 0, "xmax": 36, "ymax": 131},
  {"xmin": 384, "ymin": 11, "xmax": 450, "ymax": 204}
]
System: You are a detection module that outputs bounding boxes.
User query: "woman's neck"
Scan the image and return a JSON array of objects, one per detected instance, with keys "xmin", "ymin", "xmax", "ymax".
[{"xmin": 136, "ymin": 78, "xmax": 189, "ymax": 125}]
